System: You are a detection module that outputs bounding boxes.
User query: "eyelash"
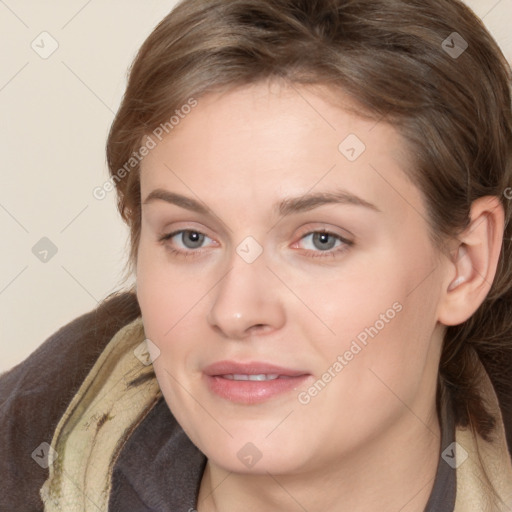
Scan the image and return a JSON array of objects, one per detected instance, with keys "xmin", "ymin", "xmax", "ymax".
[
  {"xmin": 158, "ymin": 229, "xmax": 354, "ymax": 260},
  {"xmin": 299, "ymin": 232, "xmax": 353, "ymax": 259}
]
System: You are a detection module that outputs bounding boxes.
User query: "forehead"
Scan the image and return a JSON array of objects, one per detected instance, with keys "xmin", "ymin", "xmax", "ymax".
[{"xmin": 139, "ymin": 82, "xmax": 422, "ymax": 222}]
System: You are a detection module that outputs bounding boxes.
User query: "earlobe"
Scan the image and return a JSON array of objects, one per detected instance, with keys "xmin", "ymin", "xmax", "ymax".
[{"xmin": 438, "ymin": 196, "xmax": 505, "ymax": 326}]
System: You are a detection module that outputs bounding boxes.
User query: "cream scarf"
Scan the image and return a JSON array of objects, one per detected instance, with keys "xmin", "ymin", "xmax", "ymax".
[{"xmin": 40, "ymin": 317, "xmax": 512, "ymax": 511}]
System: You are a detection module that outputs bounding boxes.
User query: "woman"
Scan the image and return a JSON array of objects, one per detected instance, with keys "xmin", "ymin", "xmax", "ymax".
[{"xmin": 1, "ymin": 0, "xmax": 512, "ymax": 510}]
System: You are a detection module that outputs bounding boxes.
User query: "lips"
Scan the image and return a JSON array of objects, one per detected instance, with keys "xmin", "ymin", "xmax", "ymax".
[{"xmin": 203, "ymin": 361, "xmax": 311, "ymax": 404}]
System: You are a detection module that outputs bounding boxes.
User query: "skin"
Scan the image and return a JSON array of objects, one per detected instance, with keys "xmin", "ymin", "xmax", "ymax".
[{"xmin": 135, "ymin": 80, "xmax": 504, "ymax": 512}]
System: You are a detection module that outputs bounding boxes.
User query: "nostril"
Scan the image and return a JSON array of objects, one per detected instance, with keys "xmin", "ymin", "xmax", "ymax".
[{"xmin": 250, "ymin": 324, "xmax": 269, "ymax": 334}]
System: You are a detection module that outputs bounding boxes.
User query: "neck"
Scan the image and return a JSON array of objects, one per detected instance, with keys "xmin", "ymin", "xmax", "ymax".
[{"xmin": 197, "ymin": 407, "xmax": 441, "ymax": 512}]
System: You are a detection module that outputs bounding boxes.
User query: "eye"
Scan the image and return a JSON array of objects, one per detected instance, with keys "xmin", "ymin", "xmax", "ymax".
[
  {"xmin": 159, "ymin": 229, "xmax": 215, "ymax": 254},
  {"xmin": 295, "ymin": 230, "xmax": 353, "ymax": 257}
]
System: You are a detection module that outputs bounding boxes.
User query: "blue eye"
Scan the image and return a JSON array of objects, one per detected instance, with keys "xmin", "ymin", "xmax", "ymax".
[
  {"xmin": 301, "ymin": 232, "xmax": 339, "ymax": 251},
  {"xmin": 176, "ymin": 230, "xmax": 207, "ymax": 249},
  {"xmin": 159, "ymin": 229, "xmax": 353, "ymax": 260},
  {"xmin": 296, "ymin": 231, "xmax": 353, "ymax": 257},
  {"xmin": 160, "ymin": 229, "xmax": 213, "ymax": 253}
]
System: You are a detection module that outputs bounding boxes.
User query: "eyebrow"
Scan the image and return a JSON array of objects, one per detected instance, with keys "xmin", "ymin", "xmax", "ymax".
[
  {"xmin": 143, "ymin": 189, "xmax": 210, "ymax": 214},
  {"xmin": 278, "ymin": 189, "xmax": 381, "ymax": 216},
  {"xmin": 142, "ymin": 188, "xmax": 381, "ymax": 216}
]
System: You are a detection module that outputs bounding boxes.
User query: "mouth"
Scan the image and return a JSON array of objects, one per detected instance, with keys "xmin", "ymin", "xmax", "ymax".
[
  {"xmin": 203, "ymin": 361, "xmax": 311, "ymax": 404},
  {"xmin": 223, "ymin": 374, "xmax": 285, "ymax": 381}
]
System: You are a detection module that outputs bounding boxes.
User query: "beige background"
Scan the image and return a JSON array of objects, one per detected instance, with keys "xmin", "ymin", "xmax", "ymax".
[{"xmin": 1, "ymin": 0, "xmax": 511, "ymax": 372}]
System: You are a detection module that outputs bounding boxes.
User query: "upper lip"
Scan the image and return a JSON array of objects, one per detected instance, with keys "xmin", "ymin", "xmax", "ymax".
[{"xmin": 203, "ymin": 360, "xmax": 308, "ymax": 377}]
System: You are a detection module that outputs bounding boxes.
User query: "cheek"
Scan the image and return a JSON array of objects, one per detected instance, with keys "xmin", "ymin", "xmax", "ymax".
[
  {"xmin": 136, "ymin": 240, "xmax": 208, "ymax": 341},
  {"xmin": 304, "ymin": 238, "xmax": 440, "ymax": 378}
]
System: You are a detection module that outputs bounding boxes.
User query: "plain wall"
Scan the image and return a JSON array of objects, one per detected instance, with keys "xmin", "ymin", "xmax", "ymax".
[{"xmin": 1, "ymin": 0, "xmax": 511, "ymax": 372}]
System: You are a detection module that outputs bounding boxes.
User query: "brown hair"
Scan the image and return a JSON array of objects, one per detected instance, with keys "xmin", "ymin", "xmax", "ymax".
[{"xmin": 106, "ymin": 0, "xmax": 512, "ymax": 458}]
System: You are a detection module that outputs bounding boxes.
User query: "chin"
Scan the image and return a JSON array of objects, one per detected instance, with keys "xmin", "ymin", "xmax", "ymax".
[
  {"xmin": 208, "ymin": 449, "xmax": 305, "ymax": 475},
  {"xmin": 197, "ymin": 432, "xmax": 312, "ymax": 476}
]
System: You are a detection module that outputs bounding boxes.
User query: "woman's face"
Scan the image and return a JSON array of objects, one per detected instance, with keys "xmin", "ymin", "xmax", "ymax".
[{"xmin": 136, "ymin": 82, "xmax": 447, "ymax": 475}]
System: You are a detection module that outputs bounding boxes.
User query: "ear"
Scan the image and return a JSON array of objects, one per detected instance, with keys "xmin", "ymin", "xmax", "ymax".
[{"xmin": 437, "ymin": 196, "xmax": 505, "ymax": 326}]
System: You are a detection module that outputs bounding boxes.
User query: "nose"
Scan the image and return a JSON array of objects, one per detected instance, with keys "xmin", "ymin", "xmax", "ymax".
[{"xmin": 207, "ymin": 250, "xmax": 286, "ymax": 340}]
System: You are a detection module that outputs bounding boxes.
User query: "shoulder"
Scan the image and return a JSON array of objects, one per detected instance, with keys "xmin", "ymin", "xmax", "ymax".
[{"xmin": 0, "ymin": 291, "xmax": 140, "ymax": 511}]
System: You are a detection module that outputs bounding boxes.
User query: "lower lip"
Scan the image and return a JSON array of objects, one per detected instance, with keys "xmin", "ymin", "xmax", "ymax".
[{"xmin": 205, "ymin": 374, "xmax": 310, "ymax": 404}]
